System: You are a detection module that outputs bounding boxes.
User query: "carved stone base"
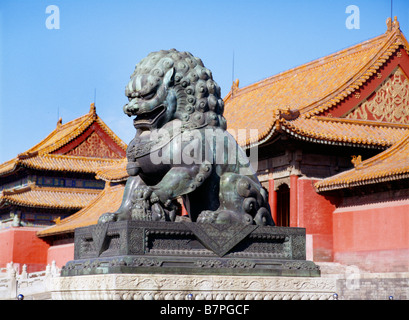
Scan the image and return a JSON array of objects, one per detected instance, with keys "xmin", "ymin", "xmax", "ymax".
[
  {"xmin": 61, "ymin": 220, "xmax": 320, "ymax": 277},
  {"xmin": 51, "ymin": 273, "xmax": 336, "ymax": 300}
]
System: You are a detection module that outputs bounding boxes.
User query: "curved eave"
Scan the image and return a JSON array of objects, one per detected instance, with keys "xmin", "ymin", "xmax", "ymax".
[
  {"xmin": 315, "ymin": 171, "xmax": 409, "ymax": 192},
  {"xmin": 281, "ymin": 127, "xmax": 389, "ymax": 150},
  {"xmin": 241, "ymin": 124, "xmax": 277, "ymax": 150},
  {"xmin": 241, "ymin": 119, "xmax": 398, "ymax": 150},
  {"xmin": 19, "ymin": 154, "xmax": 124, "ymax": 175},
  {"xmin": 37, "ymin": 184, "xmax": 124, "ymax": 238},
  {"xmin": 96, "ymin": 175, "xmax": 128, "ymax": 183},
  {"xmin": 0, "ymin": 197, "xmax": 85, "ymax": 210},
  {"xmin": 95, "ymin": 159, "xmax": 128, "ymax": 183},
  {"xmin": 0, "ymin": 185, "xmax": 101, "ymax": 211},
  {"xmin": 0, "ymin": 156, "xmax": 124, "ymax": 179},
  {"xmin": 0, "ymin": 159, "xmax": 21, "ymax": 178}
]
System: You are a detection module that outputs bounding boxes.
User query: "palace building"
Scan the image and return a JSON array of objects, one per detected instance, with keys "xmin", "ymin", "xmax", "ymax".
[
  {"xmin": 224, "ymin": 17, "xmax": 409, "ymax": 271},
  {"xmin": 1, "ymin": 17, "xmax": 409, "ymax": 274},
  {"xmin": 0, "ymin": 103, "xmax": 127, "ymax": 272},
  {"xmin": 36, "ymin": 159, "xmax": 128, "ymax": 267}
]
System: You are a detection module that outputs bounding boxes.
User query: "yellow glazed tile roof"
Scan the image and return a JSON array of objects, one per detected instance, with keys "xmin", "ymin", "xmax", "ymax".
[
  {"xmin": 20, "ymin": 154, "xmax": 123, "ymax": 174},
  {"xmin": 315, "ymin": 130, "xmax": 409, "ymax": 192},
  {"xmin": 224, "ymin": 18, "xmax": 409, "ymax": 147},
  {"xmin": 0, "ymin": 184, "xmax": 100, "ymax": 210},
  {"xmin": 274, "ymin": 116, "xmax": 409, "ymax": 149},
  {"xmin": 95, "ymin": 158, "xmax": 128, "ymax": 182},
  {"xmin": 231, "ymin": 109, "xmax": 409, "ymax": 148},
  {"xmin": 0, "ymin": 104, "xmax": 127, "ymax": 177},
  {"xmin": 37, "ymin": 184, "xmax": 124, "ymax": 237},
  {"xmin": 23, "ymin": 103, "xmax": 127, "ymax": 156}
]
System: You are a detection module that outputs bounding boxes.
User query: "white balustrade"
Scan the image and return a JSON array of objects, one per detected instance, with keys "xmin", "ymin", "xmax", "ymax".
[{"xmin": 0, "ymin": 261, "xmax": 60, "ymax": 300}]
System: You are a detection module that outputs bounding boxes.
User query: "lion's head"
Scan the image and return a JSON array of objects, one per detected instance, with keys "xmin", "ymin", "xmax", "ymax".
[{"xmin": 123, "ymin": 49, "xmax": 227, "ymax": 130}]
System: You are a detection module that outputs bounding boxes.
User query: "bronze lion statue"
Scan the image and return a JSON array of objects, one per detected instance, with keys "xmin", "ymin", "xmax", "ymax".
[{"xmin": 99, "ymin": 49, "xmax": 274, "ymax": 226}]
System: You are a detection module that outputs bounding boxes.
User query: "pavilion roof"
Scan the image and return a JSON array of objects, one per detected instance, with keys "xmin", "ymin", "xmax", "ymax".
[
  {"xmin": 224, "ymin": 17, "xmax": 409, "ymax": 148},
  {"xmin": 0, "ymin": 183, "xmax": 100, "ymax": 210},
  {"xmin": 37, "ymin": 183, "xmax": 124, "ymax": 237},
  {"xmin": 0, "ymin": 154, "xmax": 123, "ymax": 176},
  {"xmin": 260, "ymin": 115, "xmax": 409, "ymax": 150},
  {"xmin": 95, "ymin": 158, "xmax": 128, "ymax": 182},
  {"xmin": 315, "ymin": 129, "xmax": 409, "ymax": 192},
  {"xmin": 0, "ymin": 103, "xmax": 127, "ymax": 177}
]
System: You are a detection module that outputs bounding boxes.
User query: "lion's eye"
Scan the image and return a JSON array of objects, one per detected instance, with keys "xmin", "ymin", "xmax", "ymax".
[
  {"xmin": 141, "ymin": 88, "xmax": 156, "ymax": 100},
  {"xmin": 141, "ymin": 91, "xmax": 156, "ymax": 100}
]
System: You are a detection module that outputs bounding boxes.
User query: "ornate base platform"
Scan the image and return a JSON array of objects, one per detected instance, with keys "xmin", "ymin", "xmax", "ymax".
[
  {"xmin": 61, "ymin": 221, "xmax": 320, "ymax": 277},
  {"xmin": 52, "ymin": 273, "xmax": 336, "ymax": 300}
]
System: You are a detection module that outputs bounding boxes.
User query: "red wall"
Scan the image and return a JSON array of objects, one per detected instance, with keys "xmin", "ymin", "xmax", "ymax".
[
  {"xmin": 333, "ymin": 199, "xmax": 409, "ymax": 271},
  {"xmin": 296, "ymin": 178, "xmax": 338, "ymax": 261},
  {"xmin": 47, "ymin": 243, "xmax": 74, "ymax": 268},
  {"xmin": 0, "ymin": 229, "xmax": 14, "ymax": 268},
  {"xmin": 0, "ymin": 227, "xmax": 50, "ymax": 273}
]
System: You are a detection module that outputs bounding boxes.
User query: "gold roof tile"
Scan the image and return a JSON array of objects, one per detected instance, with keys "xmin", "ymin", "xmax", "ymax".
[
  {"xmin": 234, "ymin": 115, "xmax": 409, "ymax": 149},
  {"xmin": 95, "ymin": 158, "xmax": 128, "ymax": 182},
  {"xmin": 315, "ymin": 129, "xmax": 409, "ymax": 191},
  {"xmin": 0, "ymin": 104, "xmax": 127, "ymax": 177},
  {"xmin": 20, "ymin": 154, "xmax": 124, "ymax": 174},
  {"xmin": 23, "ymin": 103, "xmax": 127, "ymax": 156},
  {"xmin": 224, "ymin": 21, "xmax": 409, "ymax": 147},
  {"xmin": 0, "ymin": 184, "xmax": 100, "ymax": 210},
  {"xmin": 37, "ymin": 184, "xmax": 124, "ymax": 237}
]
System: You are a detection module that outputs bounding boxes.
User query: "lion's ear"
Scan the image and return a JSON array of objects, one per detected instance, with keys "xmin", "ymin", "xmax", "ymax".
[{"xmin": 163, "ymin": 67, "xmax": 175, "ymax": 89}]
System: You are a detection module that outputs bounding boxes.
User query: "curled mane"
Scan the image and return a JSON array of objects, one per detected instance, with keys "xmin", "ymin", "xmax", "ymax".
[{"xmin": 126, "ymin": 49, "xmax": 227, "ymax": 129}]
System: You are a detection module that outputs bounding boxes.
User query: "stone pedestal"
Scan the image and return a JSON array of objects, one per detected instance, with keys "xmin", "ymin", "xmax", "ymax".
[
  {"xmin": 57, "ymin": 221, "xmax": 325, "ymax": 299},
  {"xmin": 51, "ymin": 273, "xmax": 336, "ymax": 300},
  {"xmin": 61, "ymin": 221, "xmax": 320, "ymax": 277}
]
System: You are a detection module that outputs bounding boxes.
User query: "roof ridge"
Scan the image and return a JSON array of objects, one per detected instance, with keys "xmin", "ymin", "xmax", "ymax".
[
  {"xmin": 23, "ymin": 112, "xmax": 91, "ymax": 156},
  {"xmin": 37, "ymin": 112, "xmax": 95, "ymax": 155},
  {"xmin": 230, "ymin": 27, "xmax": 409, "ymax": 148},
  {"xmin": 305, "ymin": 27, "xmax": 408, "ymax": 116},
  {"xmin": 228, "ymin": 32, "xmax": 390, "ymax": 100},
  {"xmin": 32, "ymin": 185, "xmax": 102, "ymax": 194},
  {"xmin": 11, "ymin": 103, "xmax": 126, "ymax": 159},
  {"xmin": 31, "ymin": 153, "xmax": 124, "ymax": 162},
  {"xmin": 94, "ymin": 116, "xmax": 128, "ymax": 151}
]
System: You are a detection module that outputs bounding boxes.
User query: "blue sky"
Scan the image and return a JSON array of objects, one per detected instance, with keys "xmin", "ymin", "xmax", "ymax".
[{"xmin": 0, "ymin": 0, "xmax": 409, "ymax": 163}]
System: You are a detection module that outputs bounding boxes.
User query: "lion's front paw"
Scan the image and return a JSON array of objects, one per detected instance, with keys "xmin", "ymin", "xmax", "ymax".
[
  {"xmin": 137, "ymin": 186, "xmax": 161, "ymax": 204},
  {"xmin": 197, "ymin": 210, "xmax": 218, "ymax": 223},
  {"xmin": 98, "ymin": 212, "xmax": 117, "ymax": 224},
  {"xmin": 149, "ymin": 191, "xmax": 160, "ymax": 203}
]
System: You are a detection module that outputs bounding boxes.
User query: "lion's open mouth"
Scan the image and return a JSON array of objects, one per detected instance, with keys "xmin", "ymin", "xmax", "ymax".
[{"xmin": 133, "ymin": 105, "xmax": 166, "ymax": 126}]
